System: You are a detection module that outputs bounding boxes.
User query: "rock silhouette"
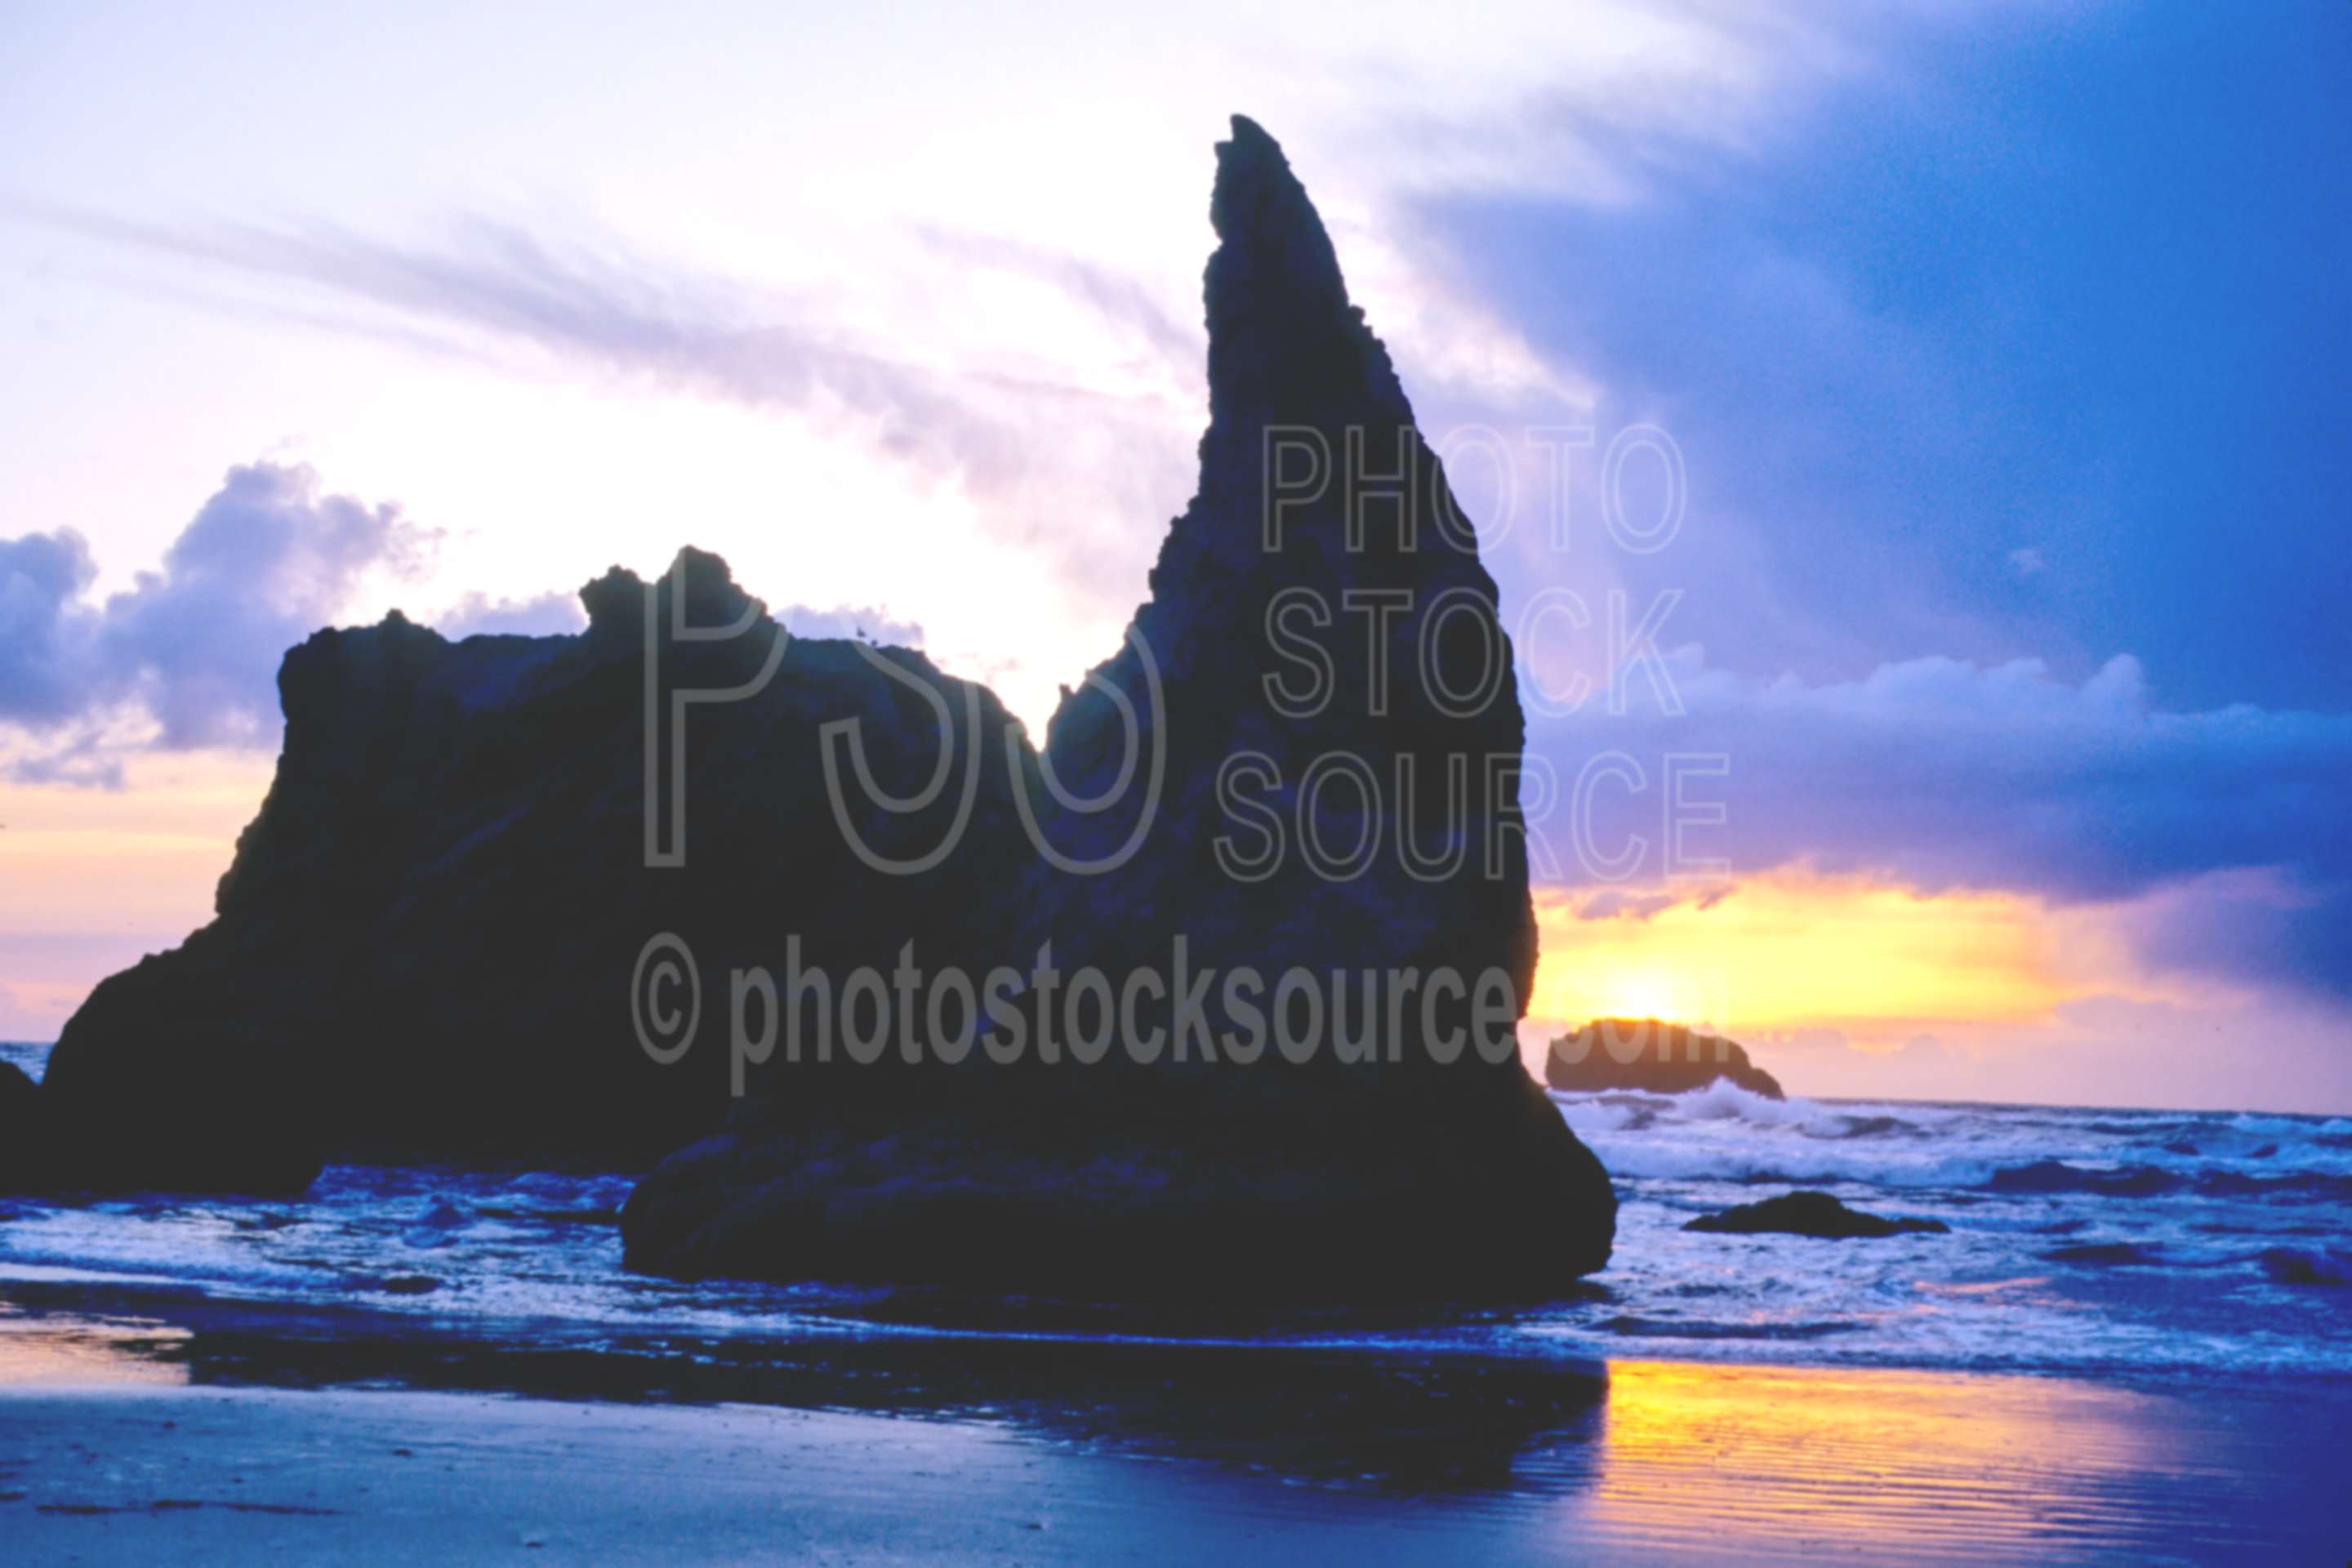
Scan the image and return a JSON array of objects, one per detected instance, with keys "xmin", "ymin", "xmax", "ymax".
[
  {"xmin": 622, "ymin": 115, "xmax": 1614, "ymax": 1298},
  {"xmin": 0, "ymin": 1060, "xmax": 44, "ymax": 1191},
  {"xmin": 31, "ymin": 562, "xmax": 1027, "ymax": 1189},
  {"xmin": 1685, "ymin": 1191, "xmax": 1946, "ymax": 1240},
  {"xmin": 1546, "ymin": 1018, "xmax": 1786, "ymax": 1100},
  {"xmin": 20, "ymin": 116, "xmax": 1619, "ymax": 1298}
]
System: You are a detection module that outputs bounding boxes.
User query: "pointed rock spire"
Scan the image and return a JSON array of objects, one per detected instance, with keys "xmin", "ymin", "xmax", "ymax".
[{"xmin": 1202, "ymin": 115, "xmax": 1410, "ymax": 439}]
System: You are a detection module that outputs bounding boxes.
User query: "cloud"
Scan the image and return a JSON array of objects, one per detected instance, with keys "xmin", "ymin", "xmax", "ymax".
[
  {"xmin": 1574, "ymin": 889, "xmax": 1684, "ymax": 923},
  {"xmin": 0, "ymin": 530, "xmax": 101, "ymax": 728},
  {"xmin": 777, "ymin": 604, "xmax": 924, "ymax": 648},
  {"xmin": 101, "ymin": 463, "xmax": 434, "ymax": 747},
  {"xmin": 1759, "ymin": 991, "xmax": 2352, "ymax": 1115},
  {"xmin": 34, "ymin": 207, "xmax": 1201, "ymax": 620},
  {"xmin": 430, "ymin": 590, "xmax": 586, "ymax": 640},
  {"xmin": 1414, "ymin": 4, "xmax": 2352, "ymax": 715},
  {"xmin": 1298, "ymin": 0, "xmax": 1886, "ymax": 207},
  {"xmin": 5, "ymin": 733, "xmax": 125, "ymax": 791},
  {"xmin": 1, "ymin": 465, "xmax": 943, "ymax": 787},
  {"xmin": 2108, "ymin": 867, "xmax": 2348, "ymax": 1006},
  {"xmin": 912, "ymin": 224, "xmax": 1196, "ymax": 368},
  {"xmin": 1, "ymin": 461, "xmax": 432, "ymax": 772},
  {"xmin": 1527, "ymin": 644, "xmax": 2352, "ymax": 1000}
]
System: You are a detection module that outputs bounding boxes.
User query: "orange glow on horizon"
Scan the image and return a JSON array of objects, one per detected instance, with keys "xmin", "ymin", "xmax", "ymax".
[
  {"xmin": 1530, "ymin": 871, "xmax": 2165, "ymax": 1048},
  {"xmin": 0, "ymin": 751, "xmax": 271, "ymax": 936}
]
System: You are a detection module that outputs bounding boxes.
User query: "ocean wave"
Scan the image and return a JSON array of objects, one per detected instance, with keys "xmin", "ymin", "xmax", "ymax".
[
  {"xmin": 1985, "ymin": 1160, "xmax": 2185, "ymax": 1198},
  {"xmin": 1565, "ymin": 1135, "xmax": 1992, "ymax": 1189},
  {"xmin": 1981, "ymin": 1160, "xmax": 2352, "ymax": 1203},
  {"xmin": 1802, "ymin": 1113, "xmax": 1922, "ymax": 1141},
  {"xmin": 1551, "ymin": 1076, "xmax": 2352, "ymax": 1226},
  {"xmin": 1549, "ymin": 1080, "xmax": 1821, "ymax": 1129},
  {"xmin": 1680, "ymin": 1080, "xmax": 1816, "ymax": 1124},
  {"xmin": 2194, "ymin": 1169, "xmax": 2352, "ymax": 1202},
  {"xmin": 2077, "ymin": 1117, "xmax": 2207, "ymax": 1138}
]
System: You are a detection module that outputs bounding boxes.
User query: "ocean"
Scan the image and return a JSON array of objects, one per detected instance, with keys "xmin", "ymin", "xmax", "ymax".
[{"xmin": 6, "ymin": 1038, "xmax": 2348, "ymax": 1388}]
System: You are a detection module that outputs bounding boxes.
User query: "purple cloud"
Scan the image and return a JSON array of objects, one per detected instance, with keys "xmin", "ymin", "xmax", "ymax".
[{"xmin": 1, "ymin": 461, "xmax": 432, "ymax": 773}]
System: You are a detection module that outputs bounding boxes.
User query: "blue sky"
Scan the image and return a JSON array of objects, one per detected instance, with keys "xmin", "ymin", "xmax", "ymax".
[{"xmin": 0, "ymin": 1, "xmax": 2345, "ymax": 1106}]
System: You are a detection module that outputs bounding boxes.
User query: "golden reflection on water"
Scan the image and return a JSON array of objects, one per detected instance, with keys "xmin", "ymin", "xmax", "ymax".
[
  {"xmin": 0, "ymin": 1306, "xmax": 189, "ymax": 1388},
  {"xmin": 1586, "ymin": 1360, "xmax": 2191, "ymax": 1559}
]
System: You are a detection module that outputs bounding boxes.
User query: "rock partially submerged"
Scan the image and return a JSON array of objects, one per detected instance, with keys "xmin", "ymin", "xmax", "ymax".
[
  {"xmin": 2259, "ymin": 1247, "xmax": 2352, "ymax": 1286},
  {"xmin": 0, "ymin": 1060, "xmax": 47, "ymax": 1191},
  {"xmin": 2041, "ymin": 1241, "xmax": 2164, "ymax": 1267},
  {"xmin": 1685, "ymin": 1191, "xmax": 1947, "ymax": 1240},
  {"xmin": 1546, "ymin": 1018, "xmax": 1785, "ymax": 1100}
]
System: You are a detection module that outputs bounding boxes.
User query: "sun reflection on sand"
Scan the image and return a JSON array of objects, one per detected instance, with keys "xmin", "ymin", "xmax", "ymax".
[
  {"xmin": 1576, "ymin": 1361, "xmax": 2195, "ymax": 1559},
  {"xmin": 0, "ymin": 1307, "xmax": 190, "ymax": 1388}
]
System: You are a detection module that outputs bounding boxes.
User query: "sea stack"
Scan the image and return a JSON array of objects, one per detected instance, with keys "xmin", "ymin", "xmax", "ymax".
[
  {"xmin": 1545, "ymin": 1018, "xmax": 1787, "ymax": 1100},
  {"xmin": 22, "ymin": 116, "xmax": 1619, "ymax": 1300},
  {"xmin": 619, "ymin": 116, "xmax": 1617, "ymax": 1296},
  {"xmin": 27, "ymin": 559, "xmax": 1029, "ymax": 1187}
]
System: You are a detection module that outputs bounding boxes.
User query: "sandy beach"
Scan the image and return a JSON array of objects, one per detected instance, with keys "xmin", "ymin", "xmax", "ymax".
[
  {"xmin": 6, "ymin": 1383, "xmax": 1524, "ymax": 1566},
  {"xmin": 3, "ymin": 1312, "xmax": 2346, "ymax": 1566}
]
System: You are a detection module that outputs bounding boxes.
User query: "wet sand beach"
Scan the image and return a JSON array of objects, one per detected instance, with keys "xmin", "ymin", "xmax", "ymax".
[{"xmin": 2, "ymin": 1312, "xmax": 2345, "ymax": 1565}]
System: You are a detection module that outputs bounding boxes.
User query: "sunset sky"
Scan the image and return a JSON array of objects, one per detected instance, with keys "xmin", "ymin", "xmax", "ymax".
[{"xmin": 2, "ymin": 2, "xmax": 2346, "ymax": 1110}]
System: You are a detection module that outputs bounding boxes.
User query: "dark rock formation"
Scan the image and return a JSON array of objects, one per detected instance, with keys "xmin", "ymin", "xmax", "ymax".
[
  {"xmin": 2258, "ymin": 1247, "xmax": 2352, "ymax": 1286},
  {"xmin": 2040, "ymin": 1241, "xmax": 2164, "ymax": 1267},
  {"xmin": 1684, "ymin": 1191, "xmax": 1947, "ymax": 1240},
  {"xmin": 30, "ymin": 563, "xmax": 1027, "ymax": 1190},
  {"xmin": 1545, "ymin": 1018, "xmax": 1785, "ymax": 1100},
  {"xmin": 621, "ymin": 115, "xmax": 1614, "ymax": 1298},
  {"xmin": 0, "ymin": 1060, "xmax": 47, "ymax": 1191},
  {"xmin": 26, "ymin": 114, "xmax": 1618, "ymax": 1298}
]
